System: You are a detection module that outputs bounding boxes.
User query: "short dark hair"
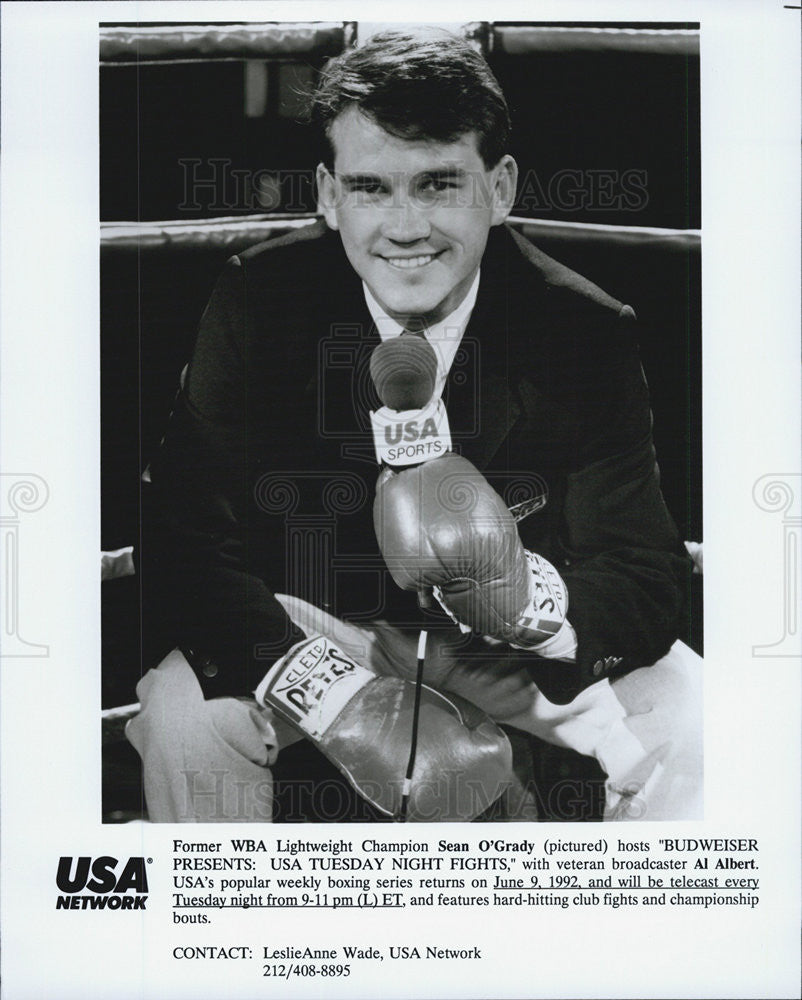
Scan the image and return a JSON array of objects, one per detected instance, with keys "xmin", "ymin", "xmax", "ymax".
[{"xmin": 310, "ymin": 29, "xmax": 511, "ymax": 169}]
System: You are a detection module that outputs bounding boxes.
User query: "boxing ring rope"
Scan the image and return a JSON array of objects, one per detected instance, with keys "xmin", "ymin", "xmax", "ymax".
[
  {"xmin": 101, "ymin": 215, "xmax": 318, "ymax": 251},
  {"xmin": 102, "ymin": 702, "xmax": 140, "ymax": 745},
  {"xmin": 99, "ymin": 22, "xmax": 351, "ymax": 65},
  {"xmin": 99, "ymin": 22, "xmax": 697, "ymax": 65},
  {"xmin": 491, "ymin": 26, "xmax": 699, "ymax": 57},
  {"xmin": 101, "ymin": 215, "xmax": 700, "ymax": 253}
]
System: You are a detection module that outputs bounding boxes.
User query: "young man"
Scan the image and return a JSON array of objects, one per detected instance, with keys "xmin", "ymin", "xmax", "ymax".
[{"xmin": 129, "ymin": 29, "xmax": 700, "ymax": 823}]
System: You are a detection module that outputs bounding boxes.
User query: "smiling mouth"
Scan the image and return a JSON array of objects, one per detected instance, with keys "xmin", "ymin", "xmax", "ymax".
[{"xmin": 382, "ymin": 253, "xmax": 441, "ymax": 270}]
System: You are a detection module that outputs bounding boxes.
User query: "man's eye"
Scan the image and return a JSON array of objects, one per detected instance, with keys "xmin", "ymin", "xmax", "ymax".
[
  {"xmin": 349, "ymin": 180, "xmax": 386, "ymax": 196},
  {"xmin": 420, "ymin": 177, "xmax": 457, "ymax": 193}
]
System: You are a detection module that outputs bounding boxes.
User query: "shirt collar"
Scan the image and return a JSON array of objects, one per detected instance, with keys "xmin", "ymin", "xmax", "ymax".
[{"xmin": 362, "ymin": 270, "xmax": 481, "ymax": 344}]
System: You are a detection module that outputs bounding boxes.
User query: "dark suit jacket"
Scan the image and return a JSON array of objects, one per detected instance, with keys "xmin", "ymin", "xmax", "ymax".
[{"xmin": 143, "ymin": 221, "xmax": 690, "ymax": 705}]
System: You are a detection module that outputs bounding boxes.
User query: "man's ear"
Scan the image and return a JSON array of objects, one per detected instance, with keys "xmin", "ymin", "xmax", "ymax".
[
  {"xmin": 490, "ymin": 155, "xmax": 519, "ymax": 226},
  {"xmin": 316, "ymin": 163, "xmax": 339, "ymax": 230}
]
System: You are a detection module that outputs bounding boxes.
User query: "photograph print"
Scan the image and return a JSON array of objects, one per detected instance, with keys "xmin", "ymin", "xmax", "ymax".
[{"xmin": 99, "ymin": 19, "xmax": 703, "ymax": 825}]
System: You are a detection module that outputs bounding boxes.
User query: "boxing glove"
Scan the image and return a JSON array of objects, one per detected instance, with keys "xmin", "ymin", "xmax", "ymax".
[
  {"xmin": 374, "ymin": 453, "xmax": 568, "ymax": 649},
  {"xmin": 255, "ymin": 633, "xmax": 512, "ymax": 821}
]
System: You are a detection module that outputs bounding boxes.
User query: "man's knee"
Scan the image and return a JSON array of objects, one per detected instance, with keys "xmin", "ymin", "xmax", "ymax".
[
  {"xmin": 602, "ymin": 645, "xmax": 703, "ymax": 820},
  {"xmin": 612, "ymin": 643, "xmax": 703, "ymax": 761},
  {"xmin": 126, "ymin": 649, "xmax": 276, "ymax": 822}
]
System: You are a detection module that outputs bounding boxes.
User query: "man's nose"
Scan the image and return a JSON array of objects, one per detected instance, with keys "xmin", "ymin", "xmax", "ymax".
[{"xmin": 380, "ymin": 196, "xmax": 431, "ymax": 243}]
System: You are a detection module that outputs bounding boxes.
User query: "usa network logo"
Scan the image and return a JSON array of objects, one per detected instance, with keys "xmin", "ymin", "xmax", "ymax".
[{"xmin": 55, "ymin": 856, "xmax": 150, "ymax": 911}]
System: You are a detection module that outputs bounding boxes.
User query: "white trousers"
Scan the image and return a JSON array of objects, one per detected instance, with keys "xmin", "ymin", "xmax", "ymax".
[{"xmin": 127, "ymin": 595, "xmax": 703, "ymax": 823}]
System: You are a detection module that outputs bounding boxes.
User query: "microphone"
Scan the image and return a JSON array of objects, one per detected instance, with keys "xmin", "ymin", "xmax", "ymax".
[
  {"xmin": 370, "ymin": 338, "xmax": 448, "ymax": 801},
  {"xmin": 370, "ymin": 336, "xmax": 437, "ymax": 410},
  {"xmin": 369, "ymin": 336, "xmax": 452, "ymax": 467}
]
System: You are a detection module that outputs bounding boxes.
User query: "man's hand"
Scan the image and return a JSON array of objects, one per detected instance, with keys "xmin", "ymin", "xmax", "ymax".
[
  {"xmin": 374, "ymin": 453, "xmax": 569, "ymax": 650},
  {"xmin": 369, "ymin": 625, "xmax": 540, "ymax": 723}
]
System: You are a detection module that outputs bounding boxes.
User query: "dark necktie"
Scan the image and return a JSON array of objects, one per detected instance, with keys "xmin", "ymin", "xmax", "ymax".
[{"xmin": 400, "ymin": 317, "xmax": 428, "ymax": 339}]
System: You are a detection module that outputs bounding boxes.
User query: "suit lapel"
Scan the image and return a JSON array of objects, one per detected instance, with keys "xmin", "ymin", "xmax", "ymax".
[
  {"xmin": 449, "ymin": 225, "xmax": 548, "ymax": 471},
  {"xmin": 305, "ymin": 248, "xmax": 381, "ymax": 464},
  {"xmin": 446, "ymin": 361, "xmax": 522, "ymax": 470}
]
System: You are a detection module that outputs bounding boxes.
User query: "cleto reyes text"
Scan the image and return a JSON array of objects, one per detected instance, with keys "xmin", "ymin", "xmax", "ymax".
[{"xmin": 271, "ymin": 641, "xmax": 356, "ymax": 715}]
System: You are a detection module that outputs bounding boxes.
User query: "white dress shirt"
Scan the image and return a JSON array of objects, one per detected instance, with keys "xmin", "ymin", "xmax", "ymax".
[{"xmin": 362, "ymin": 270, "xmax": 481, "ymax": 400}]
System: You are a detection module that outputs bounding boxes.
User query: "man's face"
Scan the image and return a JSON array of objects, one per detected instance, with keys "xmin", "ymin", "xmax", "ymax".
[{"xmin": 318, "ymin": 107, "xmax": 517, "ymax": 325}]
